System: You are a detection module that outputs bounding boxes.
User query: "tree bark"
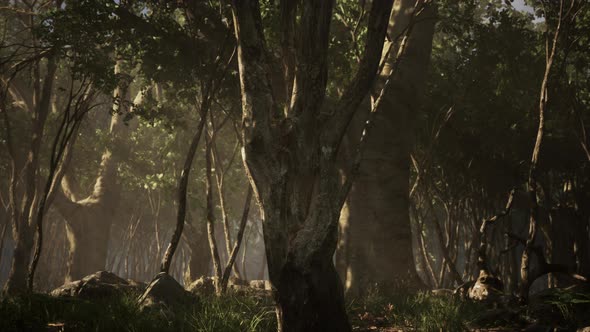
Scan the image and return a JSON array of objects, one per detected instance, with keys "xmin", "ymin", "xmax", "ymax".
[
  {"xmin": 231, "ymin": 0, "xmax": 394, "ymax": 330},
  {"xmin": 339, "ymin": 0, "xmax": 436, "ymax": 295}
]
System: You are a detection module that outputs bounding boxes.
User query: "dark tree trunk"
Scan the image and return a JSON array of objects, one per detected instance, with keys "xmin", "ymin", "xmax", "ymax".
[
  {"xmin": 4, "ymin": 227, "xmax": 34, "ymax": 295},
  {"xmin": 278, "ymin": 258, "xmax": 350, "ymax": 332}
]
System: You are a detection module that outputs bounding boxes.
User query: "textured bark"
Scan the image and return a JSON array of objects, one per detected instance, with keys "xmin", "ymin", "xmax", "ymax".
[
  {"xmin": 339, "ymin": 0, "xmax": 436, "ymax": 295},
  {"xmin": 231, "ymin": 0, "xmax": 393, "ymax": 330}
]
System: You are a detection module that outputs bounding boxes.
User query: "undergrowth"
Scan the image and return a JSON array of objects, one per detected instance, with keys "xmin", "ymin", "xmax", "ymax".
[
  {"xmin": 347, "ymin": 287, "xmax": 485, "ymax": 331},
  {"xmin": 0, "ymin": 292, "xmax": 276, "ymax": 332},
  {"xmin": 2, "ymin": 285, "xmax": 589, "ymax": 331}
]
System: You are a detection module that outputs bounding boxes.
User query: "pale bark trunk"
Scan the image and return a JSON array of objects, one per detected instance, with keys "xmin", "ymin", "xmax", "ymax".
[
  {"xmin": 53, "ymin": 64, "xmax": 137, "ymax": 282},
  {"xmin": 339, "ymin": 0, "xmax": 435, "ymax": 295},
  {"xmin": 54, "ymin": 145, "xmax": 121, "ymax": 282}
]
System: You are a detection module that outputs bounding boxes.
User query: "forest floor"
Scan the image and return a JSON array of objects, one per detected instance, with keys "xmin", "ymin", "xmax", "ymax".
[{"xmin": 1, "ymin": 285, "xmax": 589, "ymax": 331}]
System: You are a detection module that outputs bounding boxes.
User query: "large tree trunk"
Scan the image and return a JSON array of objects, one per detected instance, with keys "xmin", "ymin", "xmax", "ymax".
[
  {"xmin": 53, "ymin": 66, "xmax": 135, "ymax": 282},
  {"xmin": 278, "ymin": 254, "xmax": 350, "ymax": 332},
  {"xmin": 55, "ymin": 145, "xmax": 122, "ymax": 281},
  {"xmin": 231, "ymin": 0, "xmax": 394, "ymax": 329},
  {"xmin": 339, "ymin": 0, "xmax": 436, "ymax": 295}
]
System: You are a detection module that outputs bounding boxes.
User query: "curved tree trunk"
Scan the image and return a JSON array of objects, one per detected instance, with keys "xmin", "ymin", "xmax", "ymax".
[
  {"xmin": 55, "ymin": 132, "xmax": 124, "ymax": 282},
  {"xmin": 339, "ymin": 0, "xmax": 436, "ymax": 295},
  {"xmin": 53, "ymin": 66, "xmax": 137, "ymax": 282}
]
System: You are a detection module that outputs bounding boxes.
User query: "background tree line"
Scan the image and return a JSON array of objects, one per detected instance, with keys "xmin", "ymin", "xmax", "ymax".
[{"xmin": 1, "ymin": 0, "xmax": 589, "ymax": 331}]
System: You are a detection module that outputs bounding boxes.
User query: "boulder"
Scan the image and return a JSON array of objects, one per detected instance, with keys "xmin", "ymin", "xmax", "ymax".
[
  {"xmin": 187, "ymin": 276, "xmax": 217, "ymax": 296},
  {"xmin": 249, "ymin": 279, "xmax": 272, "ymax": 291},
  {"xmin": 229, "ymin": 276, "xmax": 249, "ymax": 286},
  {"xmin": 50, "ymin": 271, "xmax": 145, "ymax": 299},
  {"xmin": 138, "ymin": 272, "xmax": 196, "ymax": 311},
  {"xmin": 467, "ymin": 271, "xmax": 504, "ymax": 303}
]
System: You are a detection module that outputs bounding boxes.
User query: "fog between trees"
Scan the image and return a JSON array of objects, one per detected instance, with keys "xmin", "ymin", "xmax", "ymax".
[{"xmin": 1, "ymin": 0, "xmax": 590, "ymax": 331}]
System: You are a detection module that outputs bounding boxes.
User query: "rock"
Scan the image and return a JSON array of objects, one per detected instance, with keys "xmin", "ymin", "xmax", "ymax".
[
  {"xmin": 187, "ymin": 276, "xmax": 217, "ymax": 296},
  {"xmin": 186, "ymin": 277, "xmax": 273, "ymax": 297},
  {"xmin": 468, "ymin": 271, "xmax": 504, "ymax": 303},
  {"xmin": 127, "ymin": 279, "xmax": 147, "ymax": 290},
  {"xmin": 454, "ymin": 280, "xmax": 475, "ymax": 299},
  {"xmin": 577, "ymin": 327, "xmax": 590, "ymax": 332},
  {"xmin": 50, "ymin": 271, "xmax": 145, "ymax": 299},
  {"xmin": 229, "ymin": 276, "xmax": 249, "ymax": 286},
  {"xmin": 50, "ymin": 280, "xmax": 83, "ymax": 297},
  {"xmin": 138, "ymin": 272, "xmax": 196, "ymax": 311},
  {"xmin": 249, "ymin": 279, "xmax": 272, "ymax": 291}
]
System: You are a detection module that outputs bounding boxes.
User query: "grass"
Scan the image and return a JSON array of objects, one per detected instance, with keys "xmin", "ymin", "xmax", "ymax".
[
  {"xmin": 347, "ymin": 286, "xmax": 486, "ymax": 331},
  {"xmin": 0, "ymin": 292, "xmax": 276, "ymax": 332},
  {"xmin": 2, "ymin": 285, "xmax": 589, "ymax": 331},
  {"xmin": 527, "ymin": 286, "xmax": 590, "ymax": 329}
]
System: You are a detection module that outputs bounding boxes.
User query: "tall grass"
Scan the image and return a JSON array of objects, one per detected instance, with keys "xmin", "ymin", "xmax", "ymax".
[{"xmin": 0, "ymin": 292, "xmax": 276, "ymax": 332}]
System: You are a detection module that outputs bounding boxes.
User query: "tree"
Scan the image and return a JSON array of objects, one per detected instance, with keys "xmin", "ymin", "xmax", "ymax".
[
  {"xmin": 230, "ymin": 0, "xmax": 395, "ymax": 330},
  {"xmin": 52, "ymin": 61, "xmax": 136, "ymax": 281},
  {"xmin": 338, "ymin": 0, "xmax": 437, "ymax": 295},
  {"xmin": 0, "ymin": 0, "xmax": 110, "ymax": 293}
]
